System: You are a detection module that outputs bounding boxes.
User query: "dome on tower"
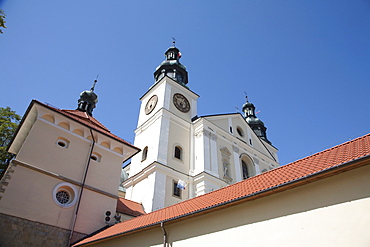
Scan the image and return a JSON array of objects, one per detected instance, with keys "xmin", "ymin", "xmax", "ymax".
[
  {"xmin": 242, "ymin": 96, "xmax": 271, "ymax": 145},
  {"xmin": 154, "ymin": 43, "xmax": 188, "ymax": 87},
  {"xmin": 77, "ymin": 80, "xmax": 98, "ymax": 116}
]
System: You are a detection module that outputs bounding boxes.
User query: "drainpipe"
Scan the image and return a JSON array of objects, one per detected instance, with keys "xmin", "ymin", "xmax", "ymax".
[
  {"xmin": 68, "ymin": 129, "xmax": 96, "ymax": 246},
  {"xmin": 161, "ymin": 222, "xmax": 167, "ymax": 247}
]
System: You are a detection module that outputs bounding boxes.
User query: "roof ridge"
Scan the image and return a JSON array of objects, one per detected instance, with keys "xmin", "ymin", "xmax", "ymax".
[
  {"xmin": 35, "ymin": 100, "xmax": 137, "ymax": 148},
  {"xmin": 283, "ymin": 133, "xmax": 370, "ymax": 167},
  {"xmin": 61, "ymin": 109, "xmax": 111, "ymax": 132},
  {"xmin": 118, "ymin": 197, "xmax": 143, "ymax": 205}
]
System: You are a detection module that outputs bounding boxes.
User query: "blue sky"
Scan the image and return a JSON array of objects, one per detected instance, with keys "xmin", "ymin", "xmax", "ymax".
[{"xmin": 1, "ymin": 0, "xmax": 369, "ymax": 165}]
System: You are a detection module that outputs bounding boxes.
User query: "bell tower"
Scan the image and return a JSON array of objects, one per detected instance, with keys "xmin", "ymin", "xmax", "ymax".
[
  {"xmin": 124, "ymin": 44, "xmax": 199, "ymax": 212},
  {"xmin": 124, "ymin": 45, "xmax": 280, "ymax": 213}
]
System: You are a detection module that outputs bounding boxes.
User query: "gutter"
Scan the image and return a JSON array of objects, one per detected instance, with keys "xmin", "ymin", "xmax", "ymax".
[
  {"xmin": 68, "ymin": 128, "xmax": 96, "ymax": 246},
  {"xmin": 161, "ymin": 222, "xmax": 167, "ymax": 247}
]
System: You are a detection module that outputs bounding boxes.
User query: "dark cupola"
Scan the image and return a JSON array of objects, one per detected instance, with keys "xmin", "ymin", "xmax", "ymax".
[
  {"xmin": 242, "ymin": 96, "xmax": 271, "ymax": 144},
  {"xmin": 154, "ymin": 41, "xmax": 188, "ymax": 87},
  {"xmin": 77, "ymin": 80, "xmax": 98, "ymax": 116}
]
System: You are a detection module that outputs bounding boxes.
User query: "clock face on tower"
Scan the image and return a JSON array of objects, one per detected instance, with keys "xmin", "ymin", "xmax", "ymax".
[
  {"xmin": 173, "ymin": 93, "xmax": 190, "ymax": 113},
  {"xmin": 145, "ymin": 95, "xmax": 158, "ymax": 115}
]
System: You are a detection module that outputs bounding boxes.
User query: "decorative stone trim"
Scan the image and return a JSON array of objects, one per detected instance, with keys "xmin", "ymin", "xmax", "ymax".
[
  {"xmin": 195, "ymin": 129, "xmax": 217, "ymax": 141},
  {"xmin": 232, "ymin": 145, "xmax": 239, "ymax": 154}
]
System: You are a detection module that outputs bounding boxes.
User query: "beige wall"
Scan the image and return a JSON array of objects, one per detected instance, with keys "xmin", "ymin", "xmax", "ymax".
[
  {"xmin": 16, "ymin": 118, "xmax": 125, "ymax": 196},
  {"xmin": 0, "ymin": 165, "xmax": 77, "ymax": 230},
  {"xmin": 0, "ymin": 162, "xmax": 119, "ymax": 235},
  {"xmin": 74, "ymin": 189, "xmax": 117, "ymax": 234},
  {"xmin": 1, "ymin": 105, "xmax": 133, "ymax": 237},
  {"xmin": 89, "ymin": 164, "xmax": 370, "ymax": 247},
  {"xmin": 16, "ymin": 119, "xmax": 90, "ymax": 182}
]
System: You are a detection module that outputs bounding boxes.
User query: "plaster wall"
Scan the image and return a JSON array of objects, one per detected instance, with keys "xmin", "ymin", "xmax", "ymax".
[
  {"xmin": 84, "ymin": 144, "xmax": 124, "ymax": 195},
  {"xmin": 0, "ymin": 162, "xmax": 118, "ymax": 236},
  {"xmin": 126, "ymin": 172, "xmax": 156, "ymax": 213},
  {"xmin": 89, "ymin": 164, "xmax": 370, "ymax": 247},
  {"xmin": 0, "ymin": 164, "xmax": 76, "ymax": 230},
  {"xmin": 166, "ymin": 118, "xmax": 191, "ymax": 174},
  {"xmin": 131, "ymin": 114, "xmax": 162, "ymax": 175},
  {"xmin": 164, "ymin": 173, "xmax": 190, "ymax": 208},
  {"xmin": 16, "ymin": 119, "xmax": 90, "ymax": 181},
  {"xmin": 74, "ymin": 189, "xmax": 117, "ymax": 234},
  {"xmin": 206, "ymin": 115, "xmax": 278, "ymax": 162}
]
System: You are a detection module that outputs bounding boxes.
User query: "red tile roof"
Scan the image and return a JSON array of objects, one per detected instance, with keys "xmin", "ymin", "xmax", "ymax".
[
  {"xmin": 74, "ymin": 133, "xmax": 370, "ymax": 246},
  {"xmin": 36, "ymin": 100, "xmax": 138, "ymax": 148},
  {"xmin": 116, "ymin": 198, "xmax": 146, "ymax": 217}
]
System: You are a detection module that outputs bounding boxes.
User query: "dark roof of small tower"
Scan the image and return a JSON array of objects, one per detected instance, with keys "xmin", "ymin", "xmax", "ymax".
[
  {"xmin": 242, "ymin": 96, "xmax": 271, "ymax": 144},
  {"xmin": 77, "ymin": 80, "xmax": 98, "ymax": 116},
  {"xmin": 154, "ymin": 43, "xmax": 188, "ymax": 87}
]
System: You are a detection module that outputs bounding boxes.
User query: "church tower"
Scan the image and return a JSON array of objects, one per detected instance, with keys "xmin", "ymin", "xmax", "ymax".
[
  {"xmin": 124, "ymin": 44, "xmax": 280, "ymax": 213},
  {"xmin": 124, "ymin": 44, "xmax": 199, "ymax": 212}
]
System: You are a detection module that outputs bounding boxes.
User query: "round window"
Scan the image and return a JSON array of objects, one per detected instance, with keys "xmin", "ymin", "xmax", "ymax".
[
  {"xmin": 53, "ymin": 182, "xmax": 78, "ymax": 208},
  {"xmin": 56, "ymin": 190, "xmax": 70, "ymax": 204}
]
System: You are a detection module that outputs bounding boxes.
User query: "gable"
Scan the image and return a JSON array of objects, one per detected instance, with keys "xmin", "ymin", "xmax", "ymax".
[{"xmin": 201, "ymin": 113, "xmax": 277, "ymax": 160}]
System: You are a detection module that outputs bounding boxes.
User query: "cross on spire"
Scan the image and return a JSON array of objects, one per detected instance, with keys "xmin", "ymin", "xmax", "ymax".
[
  {"xmin": 244, "ymin": 92, "xmax": 249, "ymax": 102},
  {"xmin": 90, "ymin": 75, "xmax": 99, "ymax": 91}
]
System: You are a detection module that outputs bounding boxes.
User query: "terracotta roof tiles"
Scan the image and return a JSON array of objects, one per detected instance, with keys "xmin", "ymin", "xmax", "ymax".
[
  {"xmin": 116, "ymin": 198, "xmax": 146, "ymax": 217},
  {"xmin": 37, "ymin": 100, "xmax": 136, "ymax": 148},
  {"xmin": 74, "ymin": 133, "xmax": 370, "ymax": 246}
]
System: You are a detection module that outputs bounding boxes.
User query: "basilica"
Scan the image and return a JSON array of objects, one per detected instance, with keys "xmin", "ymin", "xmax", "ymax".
[
  {"xmin": 123, "ymin": 44, "xmax": 279, "ymax": 213},
  {"xmin": 0, "ymin": 45, "xmax": 369, "ymax": 247}
]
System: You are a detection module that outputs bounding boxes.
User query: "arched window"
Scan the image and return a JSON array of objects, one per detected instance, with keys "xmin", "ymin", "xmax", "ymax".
[
  {"xmin": 242, "ymin": 160, "xmax": 249, "ymax": 179},
  {"xmin": 240, "ymin": 155, "xmax": 255, "ymax": 180},
  {"xmin": 142, "ymin": 146, "xmax": 148, "ymax": 161},
  {"xmin": 174, "ymin": 146, "xmax": 182, "ymax": 160}
]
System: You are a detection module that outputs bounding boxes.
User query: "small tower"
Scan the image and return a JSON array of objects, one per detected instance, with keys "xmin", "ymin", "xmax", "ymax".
[
  {"xmin": 242, "ymin": 96, "xmax": 271, "ymax": 144},
  {"xmin": 154, "ymin": 41, "xmax": 188, "ymax": 87},
  {"xmin": 77, "ymin": 80, "xmax": 98, "ymax": 116}
]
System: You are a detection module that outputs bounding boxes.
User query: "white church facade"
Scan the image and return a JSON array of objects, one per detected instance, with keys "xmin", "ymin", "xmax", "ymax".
[
  {"xmin": 123, "ymin": 45, "xmax": 279, "ymax": 213},
  {"xmin": 8, "ymin": 44, "xmax": 369, "ymax": 247}
]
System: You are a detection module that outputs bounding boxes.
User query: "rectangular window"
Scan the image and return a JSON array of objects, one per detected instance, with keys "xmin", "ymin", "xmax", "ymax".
[{"xmin": 173, "ymin": 181, "xmax": 181, "ymax": 198}]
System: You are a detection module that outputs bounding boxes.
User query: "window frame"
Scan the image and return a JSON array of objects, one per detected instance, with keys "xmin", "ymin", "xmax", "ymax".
[
  {"xmin": 52, "ymin": 182, "xmax": 78, "ymax": 208},
  {"xmin": 173, "ymin": 181, "xmax": 182, "ymax": 198},
  {"xmin": 174, "ymin": 145, "xmax": 182, "ymax": 160},
  {"xmin": 240, "ymin": 154, "xmax": 255, "ymax": 180},
  {"xmin": 142, "ymin": 146, "xmax": 148, "ymax": 161}
]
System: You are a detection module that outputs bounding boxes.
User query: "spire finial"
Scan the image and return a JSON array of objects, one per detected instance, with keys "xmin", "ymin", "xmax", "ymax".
[
  {"xmin": 244, "ymin": 92, "xmax": 248, "ymax": 102},
  {"xmin": 91, "ymin": 75, "xmax": 99, "ymax": 92},
  {"xmin": 172, "ymin": 37, "xmax": 176, "ymax": 47}
]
